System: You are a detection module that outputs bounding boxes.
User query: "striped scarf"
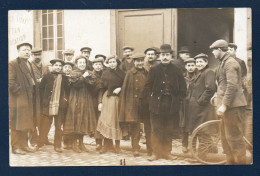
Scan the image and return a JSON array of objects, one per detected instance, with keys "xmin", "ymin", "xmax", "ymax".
[{"xmin": 49, "ymin": 74, "xmax": 62, "ymax": 116}]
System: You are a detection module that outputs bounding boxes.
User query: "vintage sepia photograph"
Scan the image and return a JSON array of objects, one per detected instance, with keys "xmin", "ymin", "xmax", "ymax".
[{"xmin": 8, "ymin": 8, "xmax": 252, "ymax": 166}]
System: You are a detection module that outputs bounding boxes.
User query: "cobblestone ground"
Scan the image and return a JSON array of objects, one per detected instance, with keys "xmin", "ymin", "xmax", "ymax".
[{"xmin": 10, "ymin": 124, "xmax": 203, "ymax": 166}]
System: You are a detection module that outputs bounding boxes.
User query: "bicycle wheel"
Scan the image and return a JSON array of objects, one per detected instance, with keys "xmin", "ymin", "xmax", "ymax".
[{"xmin": 189, "ymin": 120, "xmax": 226, "ymax": 165}]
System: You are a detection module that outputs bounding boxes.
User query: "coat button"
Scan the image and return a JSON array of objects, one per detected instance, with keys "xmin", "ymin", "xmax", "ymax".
[
  {"xmin": 136, "ymin": 80, "xmax": 138, "ymax": 82},
  {"xmin": 163, "ymin": 81, "xmax": 165, "ymax": 84},
  {"xmin": 158, "ymin": 97, "xmax": 160, "ymax": 99},
  {"xmin": 135, "ymin": 95, "xmax": 138, "ymax": 98}
]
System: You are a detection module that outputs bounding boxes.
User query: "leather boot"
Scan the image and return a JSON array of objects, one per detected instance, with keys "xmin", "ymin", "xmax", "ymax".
[
  {"xmin": 96, "ymin": 139, "xmax": 102, "ymax": 151},
  {"xmin": 78, "ymin": 135, "xmax": 89, "ymax": 152},
  {"xmin": 72, "ymin": 139, "xmax": 81, "ymax": 153}
]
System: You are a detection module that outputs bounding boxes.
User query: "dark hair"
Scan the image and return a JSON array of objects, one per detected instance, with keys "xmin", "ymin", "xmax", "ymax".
[{"xmin": 106, "ymin": 55, "xmax": 121, "ymax": 66}]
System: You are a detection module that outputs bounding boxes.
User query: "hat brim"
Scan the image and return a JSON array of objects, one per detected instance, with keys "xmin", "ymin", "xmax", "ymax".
[{"xmin": 50, "ymin": 59, "xmax": 65, "ymax": 65}]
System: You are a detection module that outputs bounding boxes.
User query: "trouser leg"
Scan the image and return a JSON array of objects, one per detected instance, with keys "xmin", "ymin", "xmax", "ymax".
[
  {"xmin": 150, "ymin": 112, "xmax": 163, "ymax": 158},
  {"xmin": 130, "ymin": 122, "xmax": 141, "ymax": 151},
  {"xmin": 144, "ymin": 118, "xmax": 152, "ymax": 154},
  {"xmin": 11, "ymin": 130, "xmax": 26, "ymax": 151},
  {"xmin": 182, "ymin": 131, "xmax": 189, "ymax": 148},
  {"xmin": 163, "ymin": 112, "xmax": 174, "ymax": 156},
  {"xmin": 30, "ymin": 126, "xmax": 39, "ymax": 145},
  {"xmin": 38, "ymin": 116, "xmax": 53, "ymax": 146},
  {"xmin": 221, "ymin": 107, "xmax": 246, "ymax": 164},
  {"xmin": 54, "ymin": 114, "xmax": 63, "ymax": 149}
]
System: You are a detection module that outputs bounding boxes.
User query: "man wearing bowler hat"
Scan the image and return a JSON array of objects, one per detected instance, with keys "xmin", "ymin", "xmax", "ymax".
[
  {"xmin": 120, "ymin": 46, "xmax": 135, "ymax": 73},
  {"xmin": 210, "ymin": 39, "xmax": 247, "ymax": 164},
  {"xmin": 173, "ymin": 46, "xmax": 191, "ymax": 75},
  {"xmin": 9, "ymin": 42, "xmax": 38, "ymax": 154},
  {"xmin": 145, "ymin": 44, "xmax": 186, "ymax": 161}
]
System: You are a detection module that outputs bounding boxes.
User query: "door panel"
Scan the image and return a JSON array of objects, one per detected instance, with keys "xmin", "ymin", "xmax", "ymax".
[{"xmin": 117, "ymin": 9, "xmax": 174, "ymax": 59}]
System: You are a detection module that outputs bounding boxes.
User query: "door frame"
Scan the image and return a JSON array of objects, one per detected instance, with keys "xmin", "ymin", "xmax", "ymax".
[{"xmin": 114, "ymin": 9, "xmax": 178, "ymax": 59}]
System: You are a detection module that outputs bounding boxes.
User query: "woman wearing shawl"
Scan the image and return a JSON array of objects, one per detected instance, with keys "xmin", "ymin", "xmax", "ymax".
[
  {"xmin": 96, "ymin": 55, "xmax": 125, "ymax": 154},
  {"xmin": 64, "ymin": 55, "xmax": 97, "ymax": 153},
  {"xmin": 38, "ymin": 58, "xmax": 69, "ymax": 153}
]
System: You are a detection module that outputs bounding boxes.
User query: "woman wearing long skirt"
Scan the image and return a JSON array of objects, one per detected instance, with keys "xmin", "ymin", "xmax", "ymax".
[
  {"xmin": 64, "ymin": 55, "xmax": 97, "ymax": 153},
  {"xmin": 96, "ymin": 55, "xmax": 125, "ymax": 153}
]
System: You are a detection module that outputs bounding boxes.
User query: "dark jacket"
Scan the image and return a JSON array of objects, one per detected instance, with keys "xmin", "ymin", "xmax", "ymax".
[
  {"xmin": 64, "ymin": 68, "xmax": 97, "ymax": 134},
  {"xmin": 9, "ymin": 57, "xmax": 36, "ymax": 130},
  {"xmin": 101, "ymin": 67, "xmax": 125, "ymax": 97},
  {"xmin": 215, "ymin": 53, "xmax": 247, "ymax": 108},
  {"xmin": 39, "ymin": 72, "xmax": 69, "ymax": 117},
  {"xmin": 172, "ymin": 58, "xmax": 186, "ymax": 76},
  {"xmin": 119, "ymin": 67, "xmax": 149, "ymax": 122},
  {"xmin": 144, "ymin": 63, "xmax": 187, "ymax": 114},
  {"xmin": 120, "ymin": 57, "xmax": 134, "ymax": 73},
  {"xmin": 184, "ymin": 66, "xmax": 217, "ymax": 132}
]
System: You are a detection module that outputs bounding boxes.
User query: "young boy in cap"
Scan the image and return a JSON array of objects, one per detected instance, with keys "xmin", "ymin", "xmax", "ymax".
[
  {"xmin": 119, "ymin": 53, "xmax": 149, "ymax": 157},
  {"xmin": 38, "ymin": 58, "xmax": 69, "ymax": 152},
  {"xmin": 90, "ymin": 54, "xmax": 106, "ymax": 151},
  {"xmin": 120, "ymin": 46, "xmax": 135, "ymax": 73},
  {"xmin": 180, "ymin": 58, "xmax": 197, "ymax": 153}
]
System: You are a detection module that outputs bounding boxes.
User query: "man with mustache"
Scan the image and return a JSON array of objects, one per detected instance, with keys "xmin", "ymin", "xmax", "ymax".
[
  {"xmin": 120, "ymin": 46, "xmax": 135, "ymax": 73},
  {"xmin": 9, "ymin": 42, "xmax": 38, "ymax": 154},
  {"xmin": 30, "ymin": 48, "xmax": 53, "ymax": 148},
  {"xmin": 143, "ymin": 47, "xmax": 160, "ymax": 72},
  {"xmin": 145, "ymin": 44, "xmax": 187, "ymax": 161}
]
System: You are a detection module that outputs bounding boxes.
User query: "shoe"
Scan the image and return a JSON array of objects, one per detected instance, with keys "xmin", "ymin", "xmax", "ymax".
[
  {"xmin": 72, "ymin": 141, "xmax": 82, "ymax": 153},
  {"xmin": 44, "ymin": 140, "xmax": 53, "ymax": 145},
  {"xmin": 96, "ymin": 144, "xmax": 102, "ymax": 151},
  {"xmin": 64, "ymin": 144, "xmax": 72, "ymax": 150},
  {"xmin": 99, "ymin": 147, "xmax": 108, "ymax": 154},
  {"xmin": 133, "ymin": 151, "xmax": 140, "ymax": 157},
  {"xmin": 22, "ymin": 146, "xmax": 36, "ymax": 153},
  {"xmin": 182, "ymin": 146, "xmax": 188, "ymax": 153},
  {"xmin": 147, "ymin": 155, "xmax": 158, "ymax": 161},
  {"xmin": 147, "ymin": 151, "xmax": 152, "ymax": 156},
  {"xmin": 164, "ymin": 154, "xmax": 177, "ymax": 160},
  {"xmin": 12, "ymin": 148, "xmax": 26, "ymax": 155},
  {"xmin": 54, "ymin": 147, "xmax": 62, "ymax": 153},
  {"xmin": 33, "ymin": 145, "xmax": 40, "ymax": 151},
  {"xmin": 79, "ymin": 143, "xmax": 89, "ymax": 152}
]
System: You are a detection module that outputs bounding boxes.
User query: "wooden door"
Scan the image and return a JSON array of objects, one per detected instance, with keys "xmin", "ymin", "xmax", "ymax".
[{"xmin": 117, "ymin": 9, "xmax": 177, "ymax": 59}]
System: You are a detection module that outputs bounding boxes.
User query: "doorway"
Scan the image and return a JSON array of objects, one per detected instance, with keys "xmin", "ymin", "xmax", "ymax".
[{"xmin": 177, "ymin": 8, "xmax": 234, "ymax": 68}]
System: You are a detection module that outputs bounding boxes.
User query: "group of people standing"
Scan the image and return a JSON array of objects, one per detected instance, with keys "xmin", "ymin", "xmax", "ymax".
[{"xmin": 9, "ymin": 39, "xmax": 250, "ymax": 164}]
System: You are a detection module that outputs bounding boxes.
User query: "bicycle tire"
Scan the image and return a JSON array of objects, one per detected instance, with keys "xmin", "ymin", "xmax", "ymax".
[{"xmin": 189, "ymin": 120, "xmax": 226, "ymax": 165}]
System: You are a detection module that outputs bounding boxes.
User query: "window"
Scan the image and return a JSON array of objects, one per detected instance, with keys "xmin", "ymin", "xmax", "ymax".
[{"xmin": 42, "ymin": 10, "xmax": 64, "ymax": 59}]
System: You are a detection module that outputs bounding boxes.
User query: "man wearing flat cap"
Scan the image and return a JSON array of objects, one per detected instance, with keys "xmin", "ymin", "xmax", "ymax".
[
  {"xmin": 145, "ymin": 44, "xmax": 187, "ymax": 161},
  {"xmin": 9, "ymin": 42, "xmax": 38, "ymax": 154},
  {"xmin": 119, "ymin": 53, "xmax": 149, "ymax": 157},
  {"xmin": 80, "ymin": 46, "xmax": 93, "ymax": 70},
  {"xmin": 120, "ymin": 46, "xmax": 135, "ymax": 73},
  {"xmin": 63, "ymin": 49, "xmax": 75, "ymax": 62},
  {"xmin": 173, "ymin": 46, "xmax": 192, "ymax": 75},
  {"xmin": 210, "ymin": 39, "xmax": 247, "ymax": 164},
  {"xmin": 29, "ymin": 48, "xmax": 53, "ymax": 147},
  {"xmin": 143, "ymin": 47, "xmax": 160, "ymax": 72}
]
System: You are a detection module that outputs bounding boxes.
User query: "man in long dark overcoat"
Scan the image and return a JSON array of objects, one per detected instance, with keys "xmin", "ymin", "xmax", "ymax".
[
  {"xmin": 145, "ymin": 44, "xmax": 187, "ymax": 161},
  {"xmin": 9, "ymin": 42, "xmax": 37, "ymax": 154},
  {"xmin": 210, "ymin": 39, "xmax": 247, "ymax": 164},
  {"xmin": 119, "ymin": 53, "xmax": 149, "ymax": 157}
]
